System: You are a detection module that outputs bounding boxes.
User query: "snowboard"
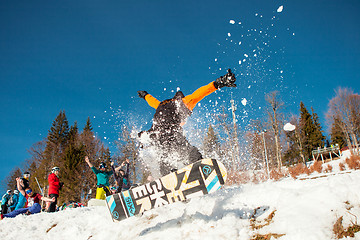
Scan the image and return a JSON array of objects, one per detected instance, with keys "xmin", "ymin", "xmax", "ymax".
[{"xmin": 105, "ymin": 158, "xmax": 227, "ymax": 222}]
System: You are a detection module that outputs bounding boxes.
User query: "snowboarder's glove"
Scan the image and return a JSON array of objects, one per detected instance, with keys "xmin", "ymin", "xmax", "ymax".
[
  {"xmin": 137, "ymin": 90, "xmax": 148, "ymax": 99},
  {"xmin": 213, "ymin": 69, "xmax": 237, "ymax": 89}
]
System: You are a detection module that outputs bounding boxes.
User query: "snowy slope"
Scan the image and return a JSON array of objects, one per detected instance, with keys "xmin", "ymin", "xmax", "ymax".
[{"xmin": 1, "ymin": 165, "xmax": 360, "ymax": 240}]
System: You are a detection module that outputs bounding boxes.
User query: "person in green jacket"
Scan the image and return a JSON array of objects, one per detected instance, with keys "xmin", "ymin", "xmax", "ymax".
[{"xmin": 85, "ymin": 156, "xmax": 113, "ymax": 200}]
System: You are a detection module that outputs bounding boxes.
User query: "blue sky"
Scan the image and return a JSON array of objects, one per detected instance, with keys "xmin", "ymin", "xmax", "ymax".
[{"xmin": 1, "ymin": 0, "xmax": 359, "ymax": 191}]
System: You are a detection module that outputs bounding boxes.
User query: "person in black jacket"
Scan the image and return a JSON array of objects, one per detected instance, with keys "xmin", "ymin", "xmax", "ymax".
[
  {"xmin": 137, "ymin": 69, "xmax": 236, "ymax": 175},
  {"xmin": 111, "ymin": 159, "xmax": 130, "ymax": 193}
]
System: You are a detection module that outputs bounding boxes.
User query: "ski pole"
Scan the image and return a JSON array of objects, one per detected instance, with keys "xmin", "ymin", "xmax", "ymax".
[{"xmin": 35, "ymin": 177, "xmax": 44, "ymax": 195}]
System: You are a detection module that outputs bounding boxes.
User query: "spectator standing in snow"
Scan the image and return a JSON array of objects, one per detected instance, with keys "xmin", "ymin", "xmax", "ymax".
[
  {"xmin": 47, "ymin": 166, "xmax": 63, "ymax": 212},
  {"xmin": 1, "ymin": 190, "xmax": 12, "ymax": 214},
  {"xmin": 1, "ymin": 178, "xmax": 55, "ymax": 219},
  {"xmin": 85, "ymin": 156, "xmax": 113, "ymax": 200},
  {"xmin": 8, "ymin": 190, "xmax": 19, "ymax": 212},
  {"xmin": 111, "ymin": 159, "xmax": 131, "ymax": 193}
]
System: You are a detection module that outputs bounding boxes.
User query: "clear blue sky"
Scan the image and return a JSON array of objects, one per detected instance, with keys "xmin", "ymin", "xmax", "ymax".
[{"xmin": 1, "ymin": 0, "xmax": 359, "ymax": 191}]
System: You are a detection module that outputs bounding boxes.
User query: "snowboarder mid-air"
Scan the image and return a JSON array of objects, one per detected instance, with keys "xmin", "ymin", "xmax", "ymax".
[{"xmin": 138, "ymin": 69, "xmax": 236, "ymax": 175}]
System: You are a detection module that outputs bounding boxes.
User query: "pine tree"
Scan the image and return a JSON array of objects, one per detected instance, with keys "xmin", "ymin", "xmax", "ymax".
[
  {"xmin": 68, "ymin": 121, "xmax": 79, "ymax": 144},
  {"xmin": 283, "ymin": 115, "xmax": 305, "ymax": 165},
  {"xmin": 34, "ymin": 111, "xmax": 71, "ymax": 192},
  {"xmin": 310, "ymin": 107, "xmax": 326, "ymax": 148},
  {"xmin": 330, "ymin": 117, "xmax": 347, "ymax": 149},
  {"xmin": 84, "ymin": 117, "xmax": 93, "ymax": 132},
  {"xmin": 46, "ymin": 110, "xmax": 70, "ymax": 157},
  {"xmin": 61, "ymin": 143, "xmax": 85, "ymax": 202},
  {"xmin": 299, "ymin": 102, "xmax": 314, "ymax": 161},
  {"xmin": 298, "ymin": 103, "xmax": 326, "ymax": 162}
]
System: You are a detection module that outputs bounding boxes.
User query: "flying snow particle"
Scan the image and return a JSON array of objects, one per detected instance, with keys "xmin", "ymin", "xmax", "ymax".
[
  {"xmin": 241, "ymin": 98, "xmax": 247, "ymax": 106},
  {"xmin": 239, "ymin": 60, "xmax": 242, "ymax": 65},
  {"xmin": 284, "ymin": 123, "xmax": 296, "ymax": 131},
  {"xmin": 176, "ymin": 87, "xmax": 180, "ymax": 91},
  {"xmin": 228, "ymin": 33, "xmax": 231, "ymax": 37},
  {"xmin": 277, "ymin": 6, "xmax": 284, "ymax": 13},
  {"xmin": 229, "ymin": 20, "xmax": 235, "ymax": 24},
  {"xmin": 244, "ymin": 54, "xmax": 248, "ymax": 58},
  {"xmin": 215, "ymin": 58, "xmax": 218, "ymax": 62},
  {"xmin": 239, "ymin": 41, "xmax": 242, "ymax": 45}
]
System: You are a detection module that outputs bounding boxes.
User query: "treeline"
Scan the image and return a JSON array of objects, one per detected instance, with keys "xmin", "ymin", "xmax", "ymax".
[
  {"xmin": 3, "ymin": 111, "xmax": 143, "ymax": 204},
  {"xmin": 3, "ymin": 87, "xmax": 359, "ymax": 204},
  {"xmin": 201, "ymin": 87, "xmax": 360, "ymax": 172}
]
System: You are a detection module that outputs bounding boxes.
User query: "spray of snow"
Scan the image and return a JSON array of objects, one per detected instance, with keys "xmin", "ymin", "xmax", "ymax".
[{"xmin": 277, "ymin": 6, "xmax": 284, "ymax": 13}]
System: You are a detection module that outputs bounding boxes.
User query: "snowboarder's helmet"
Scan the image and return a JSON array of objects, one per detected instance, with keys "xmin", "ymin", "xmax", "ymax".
[
  {"xmin": 14, "ymin": 190, "xmax": 19, "ymax": 194},
  {"xmin": 52, "ymin": 166, "xmax": 60, "ymax": 173},
  {"xmin": 99, "ymin": 162, "xmax": 106, "ymax": 169},
  {"xmin": 7, "ymin": 190, "xmax": 11, "ymax": 194}
]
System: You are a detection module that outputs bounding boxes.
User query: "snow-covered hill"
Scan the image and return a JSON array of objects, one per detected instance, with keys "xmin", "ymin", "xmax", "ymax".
[{"xmin": 1, "ymin": 160, "xmax": 360, "ymax": 240}]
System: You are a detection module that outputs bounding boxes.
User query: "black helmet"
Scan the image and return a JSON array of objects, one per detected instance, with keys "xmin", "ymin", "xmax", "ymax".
[{"xmin": 99, "ymin": 162, "xmax": 106, "ymax": 169}]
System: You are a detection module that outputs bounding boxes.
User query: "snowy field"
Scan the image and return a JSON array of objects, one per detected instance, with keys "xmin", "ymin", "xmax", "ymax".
[{"xmin": 1, "ymin": 158, "xmax": 360, "ymax": 240}]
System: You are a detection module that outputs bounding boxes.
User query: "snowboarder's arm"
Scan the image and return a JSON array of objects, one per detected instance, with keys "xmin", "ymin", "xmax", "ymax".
[
  {"xmin": 138, "ymin": 91, "xmax": 160, "ymax": 109},
  {"xmin": 182, "ymin": 82, "xmax": 218, "ymax": 111},
  {"xmin": 144, "ymin": 94, "xmax": 160, "ymax": 109}
]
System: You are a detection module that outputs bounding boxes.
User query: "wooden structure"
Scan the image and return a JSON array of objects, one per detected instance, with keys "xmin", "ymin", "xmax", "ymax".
[{"xmin": 311, "ymin": 144, "xmax": 341, "ymax": 162}]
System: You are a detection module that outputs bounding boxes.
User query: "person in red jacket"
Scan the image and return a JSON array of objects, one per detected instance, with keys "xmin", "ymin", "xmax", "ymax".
[{"xmin": 47, "ymin": 166, "xmax": 63, "ymax": 212}]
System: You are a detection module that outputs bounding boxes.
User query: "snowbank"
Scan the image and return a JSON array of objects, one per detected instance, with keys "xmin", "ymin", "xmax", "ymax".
[{"xmin": 1, "ymin": 167, "xmax": 360, "ymax": 239}]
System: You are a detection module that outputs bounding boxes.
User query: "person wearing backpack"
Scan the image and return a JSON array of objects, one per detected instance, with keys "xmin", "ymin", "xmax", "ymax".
[
  {"xmin": 1, "ymin": 190, "xmax": 11, "ymax": 214},
  {"xmin": 8, "ymin": 190, "xmax": 19, "ymax": 212}
]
